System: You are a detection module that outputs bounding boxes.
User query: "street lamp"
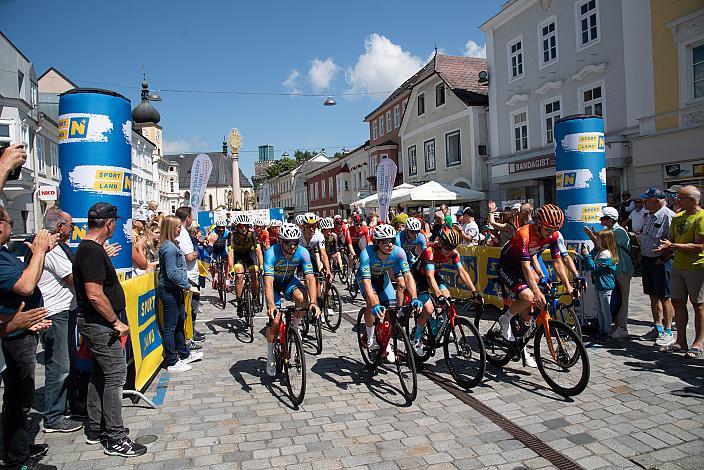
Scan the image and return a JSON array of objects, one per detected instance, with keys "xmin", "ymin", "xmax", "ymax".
[{"xmin": 323, "ymin": 96, "xmax": 337, "ymax": 106}]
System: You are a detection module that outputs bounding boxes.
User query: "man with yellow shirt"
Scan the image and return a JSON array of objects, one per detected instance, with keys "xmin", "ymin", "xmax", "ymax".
[{"xmin": 656, "ymin": 185, "xmax": 704, "ymax": 357}]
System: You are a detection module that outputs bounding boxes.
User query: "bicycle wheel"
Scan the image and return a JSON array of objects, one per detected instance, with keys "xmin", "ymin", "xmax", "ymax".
[
  {"xmin": 339, "ymin": 253, "xmax": 349, "ymax": 283},
  {"xmin": 284, "ymin": 328, "xmax": 306, "ymax": 405},
  {"xmin": 219, "ymin": 269, "xmax": 227, "ymax": 309},
  {"xmin": 356, "ymin": 308, "xmax": 381, "ymax": 368},
  {"xmin": 393, "ymin": 324, "xmax": 417, "ymax": 402},
  {"xmin": 301, "ymin": 311, "xmax": 310, "ymax": 337},
  {"xmin": 408, "ymin": 313, "xmax": 433, "ymax": 364},
  {"xmin": 555, "ymin": 303, "xmax": 582, "ymax": 338},
  {"xmin": 323, "ymin": 285, "xmax": 343, "ymax": 331},
  {"xmin": 533, "ymin": 320, "xmax": 590, "ymax": 397},
  {"xmin": 244, "ymin": 288, "xmax": 254, "ymax": 340},
  {"xmin": 314, "ymin": 313, "xmax": 323, "ymax": 355},
  {"xmin": 474, "ymin": 304, "xmax": 512, "ymax": 367},
  {"xmin": 444, "ymin": 317, "xmax": 486, "ymax": 389}
]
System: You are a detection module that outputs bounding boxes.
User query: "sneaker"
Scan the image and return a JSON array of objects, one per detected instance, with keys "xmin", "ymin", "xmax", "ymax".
[
  {"xmin": 413, "ymin": 339, "xmax": 425, "ymax": 357},
  {"xmin": 499, "ymin": 314, "xmax": 515, "ymax": 342},
  {"xmin": 167, "ymin": 360, "xmax": 192, "ymax": 373},
  {"xmin": 43, "ymin": 417, "xmax": 83, "ymax": 433},
  {"xmin": 367, "ymin": 335, "xmax": 379, "ymax": 351},
  {"xmin": 85, "ymin": 429, "xmax": 103, "ymax": 445},
  {"xmin": 610, "ymin": 327, "xmax": 629, "ymax": 339},
  {"xmin": 182, "ymin": 351, "xmax": 203, "ymax": 364},
  {"xmin": 30, "ymin": 443, "xmax": 49, "ymax": 458},
  {"xmin": 103, "ymin": 436, "xmax": 147, "ymax": 457},
  {"xmin": 524, "ymin": 351, "xmax": 538, "ymax": 368},
  {"xmin": 192, "ymin": 332, "xmax": 206, "ymax": 342},
  {"xmin": 655, "ymin": 331, "xmax": 676, "ymax": 347},
  {"xmin": 188, "ymin": 340, "xmax": 202, "ymax": 351},
  {"xmin": 642, "ymin": 328, "xmax": 659, "ymax": 341},
  {"xmin": 385, "ymin": 342, "xmax": 396, "ymax": 363},
  {"xmin": 266, "ymin": 359, "xmax": 277, "ymax": 377}
]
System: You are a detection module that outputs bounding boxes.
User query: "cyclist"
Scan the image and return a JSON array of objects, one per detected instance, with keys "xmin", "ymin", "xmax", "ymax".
[
  {"xmin": 228, "ymin": 213, "xmax": 264, "ymax": 316},
  {"xmin": 393, "ymin": 217, "xmax": 428, "ymax": 303},
  {"xmin": 299, "ymin": 213, "xmax": 332, "ymax": 300},
  {"xmin": 207, "ymin": 219, "xmax": 230, "ymax": 287},
  {"xmin": 268, "ymin": 219, "xmax": 281, "ymax": 247},
  {"xmin": 254, "ymin": 218, "xmax": 270, "ymax": 251},
  {"xmin": 347, "ymin": 213, "xmax": 371, "ymax": 259},
  {"xmin": 410, "ymin": 225, "xmax": 479, "ymax": 355},
  {"xmin": 263, "ymin": 223, "xmax": 320, "ymax": 377},
  {"xmin": 497, "ymin": 204, "xmax": 576, "ymax": 343},
  {"xmin": 357, "ymin": 224, "xmax": 423, "ymax": 359},
  {"xmin": 320, "ymin": 217, "xmax": 343, "ymax": 275}
]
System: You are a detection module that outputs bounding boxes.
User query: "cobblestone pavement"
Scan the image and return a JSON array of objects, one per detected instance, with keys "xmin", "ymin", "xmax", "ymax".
[{"xmin": 22, "ymin": 278, "xmax": 704, "ymax": 469}]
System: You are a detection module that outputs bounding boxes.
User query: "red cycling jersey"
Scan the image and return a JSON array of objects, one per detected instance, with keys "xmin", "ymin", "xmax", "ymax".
[
  {"xmin": 256, "ymin": 229, "xmax": 270, "ymax": 250},
  {"xmin": 347, "ymin": 224, "xmax": 371, "ymax": 249},
  {"xmin": 499, "ymin": 223, "xmax": 562, "ymax": 263},
  {"xmin": 268, "ymin": 227, "xmax": 279, "ymax": 246},
  {"xmin": 413, "ymin": 242, "xmax": 462, "ymax": 276},
  {"xmin": 333, "ymin": 223, "xmax": 349, "ymax": 245}
]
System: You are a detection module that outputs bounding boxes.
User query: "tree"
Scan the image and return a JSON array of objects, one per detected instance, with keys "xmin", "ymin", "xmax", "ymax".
[
  {"xmin": 265, "ymin": 157, "xmax": 298, "ymax": 180},
  {"xmin": 294, "ymin": 150, "xmax": 316, "ymax": 162}
]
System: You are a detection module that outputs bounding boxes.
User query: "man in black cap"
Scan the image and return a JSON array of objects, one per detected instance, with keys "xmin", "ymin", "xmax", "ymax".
[{"xmin": 73, "ymin": 203, "xmax": 146, "ymax": 457}]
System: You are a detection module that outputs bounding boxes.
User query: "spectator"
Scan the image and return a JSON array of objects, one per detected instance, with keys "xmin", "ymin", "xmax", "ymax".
[
  {"xmin": 146, "ymin": 201, "xmax": 159, "ymax": 222},
  {"xmin": 518, "ymin": 202, "xmax": 533, "ymax": 227},
  {"xmin": 666, "ymin": 185, "xmax": 683, "ymax": 213},
  {"xmin": 37, "ymin": 209, "xmax": 84, "ymax": 433},
  {"xmin": 455, "ymin": 207, "xmax": 479, "ymax": 246},
  {"xmin": 639, "ymin": 188, "xmax": 676, "ymax": 344},
  {"xmin": 619, "ymin": 191, "xmax": 633, "ymax": 222},
  {"xmin": 73, "ymin": 202, "xmax": 146, "ymax": 457},
  {"xmin": 368, "ymin": 210, "xmax": 379, "ymax": 228},
  {"xmin": 584, "ymin": 207, "xmax": 633, "ymax": 338},
  {"xmin": 487, "ymin": 201, "xmax": 519, "ymax": 246},
  {"xmin": 175, "ymin": 207, "xmax": 205, "ymax": 343},
  {"xmin": 0, "ymin": 142, "xmax": 27, "ymax": 193},
  {"xmin": 0, "ymin": 206, "xmax": 56, "ymax": 468},
  {"xmin": 627, "ymin": 197, "xmax": 649, "ymax": 234},
  {"xmin": 158, "ymin": 216, "xmax": 203, "ymax": 372},
  {"xmin": 581, "ymin": 229, "xmax": 618, "ymax": 341},
  {"xmin": 144, "ymin": 222, "xmax": 160, "ymax": 265},
  {"xmin": 429, "ymin": 210, "xmax": 444, "ymax": 242},
  {"xmin": 655, "ymin": 185, "xmax": 704, "ymax": 356}
]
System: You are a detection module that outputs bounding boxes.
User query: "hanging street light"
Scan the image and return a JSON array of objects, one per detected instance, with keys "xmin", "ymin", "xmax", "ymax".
[{"xmin": 323, "ymin": 96, "xmax": 337, "ymax": 106}]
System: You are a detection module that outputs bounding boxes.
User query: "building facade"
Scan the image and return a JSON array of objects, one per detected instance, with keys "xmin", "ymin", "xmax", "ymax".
[
  {"xmin": 292, "ymin": 152, "xmax": 331, "ymax": 215},
  {"xmin": 481, "ymin": 0, "xmax": 648, "ymax": 206}
]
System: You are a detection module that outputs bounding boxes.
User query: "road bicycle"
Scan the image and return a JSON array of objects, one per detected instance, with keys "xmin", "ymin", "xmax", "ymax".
[
  {"xmin": 235, "ymin": 268, "xmax": 260, "ymax": 339},
  {"xmin": 407, "ymin": 295, "xmax": 486, "ymax": 389},
  {"xmin": 474, "ymin": 282, "xmax": 590, "ymax": 397},
  {"xmin": 346, "ymin": 255, "xmax": 360, "ymax": 300},
  {"xmin": 212, "ymin": 256, "xmax": 228, "ymax": 309},
  {"xmin": 331, "ymin": 249, "xmax": 349, "ymax": 284},
  {"xmin": 300, "ymin": 285, "xmax": 323, "ymax": 355},
  {"xmin": 272, "ymin": 306, "xmax": 307, "ymax": 406},
  {"xmin": 356, "ymin": 305, "xmax": 417, "ymax": 402},
  {"xmin": 318, "ymin": 270, "xmax": 343, "ymax": 331}
]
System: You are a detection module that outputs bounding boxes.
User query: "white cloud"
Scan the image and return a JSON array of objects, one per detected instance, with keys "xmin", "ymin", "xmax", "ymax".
[
  {"xmin": 282, "ymin": 69, "xmax": 301, "ymax": 94},
  {"xmin": 163, "ymin": 137, "xmax": 209, "ymax": 154},
  {"xmin": 345, "ymin": 33, "xmax": 424, "ymax": 95},
  {"xmin": 308, "ymin": 58, "xmax": 339, "ymax": 92},
  {"xmin": 463, "ymin": 39, "xmax": 486, "ymax": 58}
]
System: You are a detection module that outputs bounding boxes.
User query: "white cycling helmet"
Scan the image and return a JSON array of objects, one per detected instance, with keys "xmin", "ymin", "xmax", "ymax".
[
  {"xmin": 333, "ymin": 214, "xmax": 342, "ymax": 220},
  {"xmin": 303, "ymin": 212, "xmax": 319, "ymax": 225},
  {"xmin": 216, "ymin": 219, "xmax": 228, "ymax": 227},
  {"xmin": 405, "ymin": 217, "xmax": 421, "ymax": 231},
  {"xmin": 279, "ymin": 223, "xmax": 302, "ymax": 241},
  {"xmin": 372, "ymin": 224, "xmax": 397, "ymax": 241},
  {"xmin": 319, "ymin": 217, "xmax": 334, "ymax": 230},
  {"xmin": 270, "ymin": 219, "xmax": 283, "ymax": 227},
  {"xmin": 234, "ymin": 213, "xmax": 251, "ymax": 225},
  {"xmin": 253, "ymin": 217, "xmax": 264, "ymax": 226},
  {"xmin": 295, "ymin": 214, "xmax": 305, "ymax": 225}
]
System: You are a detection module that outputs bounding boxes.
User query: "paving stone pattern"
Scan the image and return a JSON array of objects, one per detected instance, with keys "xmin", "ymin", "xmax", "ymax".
[{"xmin": 20, "ymin": 279, "xmax": 704, "ymax": 468}]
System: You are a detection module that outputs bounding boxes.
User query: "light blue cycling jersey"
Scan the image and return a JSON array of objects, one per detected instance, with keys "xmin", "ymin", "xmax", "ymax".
[
  {"xmin": 395, "ymin": 230, "xmax": 427, "ymax": 264},
  {"xmin": 356, "ymin": 245, "xmax": 410, "ymax": 282},
  {"xmin": 263, "ymin": 244, "xmax": 314, "ymax": 282}
]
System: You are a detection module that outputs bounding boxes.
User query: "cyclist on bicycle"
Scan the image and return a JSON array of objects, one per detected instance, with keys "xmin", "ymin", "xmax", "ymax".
[
  {"xmin": 347, "ymin": 213, "xmax": 371, "ymax": 259},
  {"xmin": 207, "ymin": 219, "xmax": 230, "ymax": 287},
  {"xmin": 228, "ymin": 213, "xmax": 264, "ymax": 316},
  {"xmin": 357, "ymin": 224, "xmax": 423, "ymax": 359},
  {"xmin": 497, "ymin": 204, "xmax": 576, "ymax": 342},
  {"xmin": 393, "ymin": 217, "xmax": 428, "ymax": 304},
  {"xmin": 299, "ymin": 213, "xmax": 332, "ymax": 300},
  {"xmin": 320, "ymin": 217, "xmax": 343, "ymax": 275},
  {"xmin": 268, "ymin": 219, "xmax": 281, "ymax": 246},
  {"xmin": 254, "ymin": 218, "xmax": 270, "ymax": 251},
  {"xmin": 263, "ymin": 223, "xmax": 320, "ymax": 377},
  {"xmin": 410, "ymin": 225, "xmax": 479, "ymax": 355}
]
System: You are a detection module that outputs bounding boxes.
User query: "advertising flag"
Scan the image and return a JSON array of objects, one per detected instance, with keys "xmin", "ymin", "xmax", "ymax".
[
  {"xmin": 376, "ymin": 158, "xmax": 397, "ymax": 223},
  {"xmin": 189, "ymin": 153, "xmax": 213, "ymax": 213}
]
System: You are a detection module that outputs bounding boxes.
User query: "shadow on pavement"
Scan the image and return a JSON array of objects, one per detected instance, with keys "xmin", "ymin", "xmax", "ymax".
[
  {"xmin": 205, "ymin": 317, "xmax": 260, "ymax": 343},
  {"xmin": 228, "ymin": 358, "xmax": 300, "ymax": 410}
]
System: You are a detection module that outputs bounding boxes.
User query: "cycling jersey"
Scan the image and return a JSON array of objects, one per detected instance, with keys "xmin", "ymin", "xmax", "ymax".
[
  {"xmin": 299, "ymin": 230, "xmax": 325, "ymax": 253},
  {"xmin": 333, "ymin": 223, "xmax": 349, "ymax": 246},
  {"xmin": 347, "ymin": 225, "xmax": 371, "ymax": 254},
  {"xmin": 356, "ymin": 245, "xmax": 410, "ymax": 305},
  {"xmin": 211, "ymin": 230, "xmax": 229, "ymax": 258},
  {"xmin": 268, "ymin": 227, "xmax": 279, "ymax": 246},
  {"xmin": 498, "ymin": 223, "xmax": 563, "ymax": 293},
  {"xmin": 411, "ymin": 243, "xmax": 462, "ymax": 300},
  {"xmin": 263, "ymin": 244, "xmax": 314, "ymax": 305},
  {"xmin": 396, "ymin": 230, "xmax": 427, "ymax": 265},
  {"xmin": 323, "ymin": 232, "xmax": 339, "ymax": 254},
  {"xmin": 229, "ymin": 231, "xmax": 259, "ymax": 255},
  {"xmin": 256, "ymin": 229, "xmax": 270, "ymax": 251}
]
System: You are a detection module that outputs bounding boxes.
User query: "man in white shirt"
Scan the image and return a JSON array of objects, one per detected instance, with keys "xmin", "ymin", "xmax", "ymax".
[
  {"xmin": 454, "ymin": 207, "xmax": 479, "ymax": 246},
  {"xmin": 175, "ymin": 207, "xmax": 205, "ymax": 344},
  {"xmin": 628, "ymin": 198, "xmax": 649, "ymax": 234},
  {"xmin": 38, "ymin": 209, "xmax": 83, "ymax": 433}
]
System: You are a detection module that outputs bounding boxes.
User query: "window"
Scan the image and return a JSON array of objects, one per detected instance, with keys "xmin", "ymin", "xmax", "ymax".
[
  {"xmin": 417, "ymin": 93, "xmax": 425, "ymax": 116},
  {"xmin": 577, "ymin": 0, "xmax": 599, "ymax": 49},
  {"xmin": 436, "ymin": 83, "xmax": 446, "ymax": 107},
  {"xmin": 394, "ymin": 105, "xmax": 400, "ymax": 128},
  {"xmin": 543, "ymin": 98, "xmax": 561, "ymax": 145},
  {"xmin": 17, "ymin": 70, "xmax": 24, "ymax": 95},
  {"xmin": 508, "ymin": 37, "xmax": 524, "ymax": 81},
  {"xmin": 424, "ymin": 139, "xmax": 436, "ymax": 172},
  {"xmin": 0, "ymin": 123, "xmax": 11, "ymax": 145},
  {"xmin": 345, "ymin": 180, "xmax": 349, "ymax": 191},
  {"xmin": 329, "ymin": 177, "xmax": 333, "ymax": 197},
  {"xmin": 372, "ymin": 121, "xmax": 378, "ymax": 140},
  {"xmin": 37, "ymin": 137, "xmax": 46, "ymax": 175},
  {"xmin": 386, "ymin": 111, "xmax": 392, "ymax": 133},
  {"xmin": 445, "ymin": 130, "xmax": 461, "ymax": 166},
  {"xmin": 170, "ymin": 179, "xmax": 174, "ymax": 192},
  {"xmin": 511, "ymin": 109, "xmax": 529, "ymax": 152},
  {"xmin": 322, "ymin": 179, "xmax": 326, "ymax": 199},
  {"xmin": 408, "ymin": 145, "xmax": 417, "ymax": 176},
  {"xmin": 539, "ymin": 17, "xmax": 558, "ymax": 67},
  {"xmin": 50, "ymin": 143, "xmax": 59, "ymax": 177},
  {"xmin": 694, "ymin": 44, "xmax": 704, "ymax": 99},
  {"xmin": 378, "ymin": 115, "xmax": 384, "ymax": 135},
  {"xmin": 372, "ymin": 156, "xmax": 378, "ymax": 175},
  {"xmin": 581, "ymin": 83, "xmax": 603, "ymax": 116}
]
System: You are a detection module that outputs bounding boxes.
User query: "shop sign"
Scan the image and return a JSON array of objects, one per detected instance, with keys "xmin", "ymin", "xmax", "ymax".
[
  {"xmin": 663, "ymin": 161, "xmax": 704, "ymax": 182},
  {"xmin": 508, "ymin": 154, "xmax": 555, "ymax": 174}
]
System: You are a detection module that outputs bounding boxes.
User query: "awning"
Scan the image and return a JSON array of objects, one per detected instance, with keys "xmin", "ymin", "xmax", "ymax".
[
  {"xmin": 391, "ymin": 181, "xmax": 484, "ymax": 205},
  {"xmin": 351, "ymin": 183, "xmax": 415, "ymax": 208}
]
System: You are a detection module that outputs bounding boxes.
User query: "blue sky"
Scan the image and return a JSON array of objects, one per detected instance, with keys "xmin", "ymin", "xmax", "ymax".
[{"xmin": 2, "ymin": 0, "xmax": 502, "ymax": 175}]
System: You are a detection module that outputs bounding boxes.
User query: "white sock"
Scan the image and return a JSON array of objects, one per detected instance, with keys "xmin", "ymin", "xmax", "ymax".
[
  {"xmin": 366, "ymin": 326, "xmax": 375, "ymax": 339},
  {"xmin": 291, "ymin": 317, "xmax": 301, "ymax": 330},
  {"xmin": 267, "ymin": 341, "xmax": 275, "ymax": 361}
]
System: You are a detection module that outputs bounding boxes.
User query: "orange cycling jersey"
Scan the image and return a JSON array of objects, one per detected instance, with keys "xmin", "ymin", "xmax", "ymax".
[
  {"xmin": 257, "ymin": 229, "xmax": 270, "ymax": 250},
  {"xmin": 499, "ymin": 223, "xmax": 562, "ymax": 263}
]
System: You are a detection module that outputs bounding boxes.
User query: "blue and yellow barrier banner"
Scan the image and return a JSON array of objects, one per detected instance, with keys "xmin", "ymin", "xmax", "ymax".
[
  {"xmin": 440, "ymin": 246, "xmax": 573, "ymax": 309},
  {"xmin": 122, "ymin": 271, "xmax": 163, "ymax": 391}
]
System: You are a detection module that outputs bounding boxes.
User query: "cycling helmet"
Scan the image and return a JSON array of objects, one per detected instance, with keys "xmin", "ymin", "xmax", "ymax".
[
  {"xmin": 372, "ymin": 224, "xmax": 397, "ymax": 241},
  {"xmin": 253, "ymin": 217, "xmax": 264, "ymax": 227},
  {"xmin": 333, "ymin": 214, "xmax": 342, "ymax": 221},
  {"xmin": 535, "ymin": 204, "xmax": 564, "ymax": 230},
  {"xmin": 295, "ymin": 214, "xmax": 306, "ymax": 225},
  {"xmin": 216, "ymin": 219, "xmax": 227, "ymax": 227},
  {"xmin": 437, "ymin": 225, "xmax": 461, "ymax": 248},
  {"xmin": 279, "ymin": 223, "xmax": 302, "ymax": 241},
  {"xmin": 405, "ymin": 217, "xmax": 421, "ymax": 231},
  {"xmin": 352, "ymin": 213, "xmax": 363, "ymax": 225},
  {"xmin": 319, "ymin": 217, "xmax": 334, "ymax": 230},
  {"xmin": 270, "ymin": 219, "xmax": 283, "ymax": 227},
  {"xmin": 303, "ymin": 212, "xmax": 319, "ymax": 225}
]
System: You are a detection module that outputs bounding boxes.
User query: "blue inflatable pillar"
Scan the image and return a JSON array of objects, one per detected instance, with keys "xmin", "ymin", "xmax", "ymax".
[
  {"xmin": 58, "ymin": 89, "xmax": 133, "ymax": 279},
  {"xmin": 554, "ymin": 115, "xmax": 607, "ymax": 247}
]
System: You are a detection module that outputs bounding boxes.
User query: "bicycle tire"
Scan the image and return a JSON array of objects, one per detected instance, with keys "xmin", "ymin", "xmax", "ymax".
[
  {"xmin": 393, "ymin": 324, "xmax": 417, "ymax": 402},
  {"xmin": 408, "ymin": 313, "xmax": 433, "ymax": 363},
  {"xmin": 301, "ymin": 311, "xmax": 310, "ymax": 337},
  {"xmin": 324, "ymin": 285, "xmax": 343, "ymax": 331},
  {"xmin": 444, "ymin": 316, "xmax": 486, "ymax": 389},
  {"xmin": 339, "ymin": 253, "xmax": 349, "ymax": 283},
  {"xmin": 275, "ymin": 342, "xmax": 284, "ymax": 376},
  {"xmin": 284, "ymin": 328, "xmax": 306, "ymax": 406},
  {"xmin": 356, "ymin": 308, "xmax": 382, "ymax": 369},
  {"xmin": 533, "ymin": 320, "xmax": 590, "ymax": 397},
  {"xmin": 244, "ymin": 287, "xmax": 254, "ymax": 340},
  {"xmin": 217, "ymin": 267, "xmax": 227, "ymax": 309},
  {"xmin": 314, "ymin": 313, "xmax": 323, "ymax": 355},
  {"xmin": 475, "ymin": 303, "xmax": 512, "ymax": 367},
  {"xmin": 555, "ymin": 303, "xmax": 582, "ymax": 338},
  {"xmin": 257, "ymin": 273, "xmax": 265, "ymax": 312}
]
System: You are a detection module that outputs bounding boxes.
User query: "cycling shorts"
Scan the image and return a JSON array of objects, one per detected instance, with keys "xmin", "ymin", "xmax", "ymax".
[
  {"xmin": 497, "ymin": 264, "xmax": 529, "ymax": 294},
  {"xmin": 413, "ymin": 270, "xmax": 448, "ymax": 305},
  {"xmin": 272, "ymin": 276, "xmax": 306, "ymax": 307},
  {"xmin": 358, "ymin": 276, "xmax": 395, "ymax": 305},
  {"xmin": 232, "ymin": 252, "xmax": 257, "ymax": 271}
]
